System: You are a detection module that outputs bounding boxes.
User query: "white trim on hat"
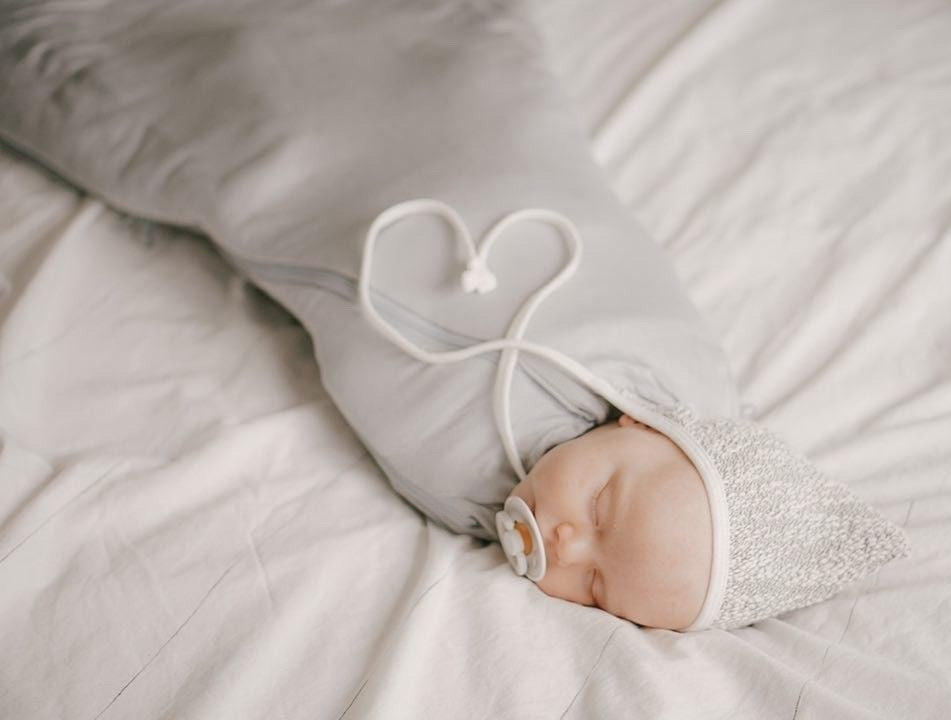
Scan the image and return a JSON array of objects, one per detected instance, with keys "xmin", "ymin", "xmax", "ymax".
[{"xmin": 604, "ymin": 395, "xmax": 731, "ymax": 632}]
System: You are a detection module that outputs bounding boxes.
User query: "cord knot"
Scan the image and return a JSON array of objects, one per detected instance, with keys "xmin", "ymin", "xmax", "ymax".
[{"xmin": 461, "ymin": 257, "xmax": 497, "ymax": 294}]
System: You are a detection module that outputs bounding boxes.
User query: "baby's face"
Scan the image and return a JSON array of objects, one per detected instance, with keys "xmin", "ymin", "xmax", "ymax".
[{"xmin": 507, "ymin": 415, "xmax": 712, "ymax": 630}]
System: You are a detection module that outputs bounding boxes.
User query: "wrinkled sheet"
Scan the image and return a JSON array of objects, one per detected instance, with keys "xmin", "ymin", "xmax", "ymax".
[{"xmin": 1, "ymin": 0, "xmax": 950, "ymax": 717}]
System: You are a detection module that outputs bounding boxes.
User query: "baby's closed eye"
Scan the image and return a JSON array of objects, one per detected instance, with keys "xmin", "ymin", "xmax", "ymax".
[
  {"xmin": 590, "ymin": 568, "xmax": 605, "ymax": 607},
  {"xmin": 593, "ymin": 477, "xmax": 613, "ymax": 529}
]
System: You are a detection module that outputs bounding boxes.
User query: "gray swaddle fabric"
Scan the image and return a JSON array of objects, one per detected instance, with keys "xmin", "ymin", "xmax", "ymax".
[
  {"xmin": 0, "ymin": 0, "xmax": 907, "ymax": 628},
  {"xmin": 0, "ymin": 0, "xmax": 738, "ymax": 536}
]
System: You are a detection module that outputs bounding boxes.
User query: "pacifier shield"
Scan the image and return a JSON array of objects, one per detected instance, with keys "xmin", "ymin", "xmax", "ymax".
[{"xmin": 495, "ymin": 495, "xmax": 547, "ymax": 582}]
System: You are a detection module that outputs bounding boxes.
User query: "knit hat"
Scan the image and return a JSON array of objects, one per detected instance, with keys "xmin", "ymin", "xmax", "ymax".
[{"xmin": 619, "ymin": 399, "xmax": 911, "ymax": 631}]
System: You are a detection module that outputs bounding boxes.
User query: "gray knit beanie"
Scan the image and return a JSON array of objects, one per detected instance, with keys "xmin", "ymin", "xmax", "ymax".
[{"xmin": 619, "ymin": 399, "xmax": 911, "ymax": 631}]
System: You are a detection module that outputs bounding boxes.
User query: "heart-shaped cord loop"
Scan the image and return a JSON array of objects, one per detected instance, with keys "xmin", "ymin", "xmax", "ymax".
[
  {"xmin": 359, "ymin": 197, "xmax": 604, "ymax": 481},
  {"xmin": 479, "ymin": 207, "xmax": 582, "ymax": 480}
]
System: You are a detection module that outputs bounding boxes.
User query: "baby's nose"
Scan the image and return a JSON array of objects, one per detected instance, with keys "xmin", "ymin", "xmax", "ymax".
[{"xmin": 550, "ymin": 522, "xmax": 592, "ymax": 567}]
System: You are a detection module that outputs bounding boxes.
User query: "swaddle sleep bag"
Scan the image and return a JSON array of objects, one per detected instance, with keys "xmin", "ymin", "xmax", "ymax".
[
  {"xmin": 0, "ymin": 0, "xmax": 738, "ymax": 532},
  {"xmin": 0, "ymin": 0, "xmax": 907, "ymax": 629}
]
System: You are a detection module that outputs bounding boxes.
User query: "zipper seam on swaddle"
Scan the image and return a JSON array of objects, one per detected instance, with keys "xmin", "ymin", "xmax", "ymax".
[{"xmin": 223, "ymin": 252, "xmax": 598, "ymax": 426}]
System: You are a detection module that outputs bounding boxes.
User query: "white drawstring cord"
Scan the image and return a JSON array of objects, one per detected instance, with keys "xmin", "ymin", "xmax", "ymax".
[
  {"xmin": 358, "ymin": 198, "xmax": 604, "ymax": 480},
  {"xmin": 481, "ymin": 207, "xmax": 583, "ymax": 480}
]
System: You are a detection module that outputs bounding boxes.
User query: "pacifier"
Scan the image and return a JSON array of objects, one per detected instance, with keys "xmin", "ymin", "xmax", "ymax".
[{"xmin": 495, "ymin": 496, "xmax": 547, "ymax": 581}]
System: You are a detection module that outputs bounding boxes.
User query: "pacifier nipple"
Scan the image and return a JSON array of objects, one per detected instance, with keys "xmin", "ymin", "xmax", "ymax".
[
  {"xmin": 514, "ymin": 523, "xmax": 533, "ymax": 555},
  {"xmin": 495, "ymin": 496, "xmax": 547, "ymax": 581}
]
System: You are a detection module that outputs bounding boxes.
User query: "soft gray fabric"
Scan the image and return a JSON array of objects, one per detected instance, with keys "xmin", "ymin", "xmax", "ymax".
[
  {"xmin": 0, "ymin": 0, "xmax": 738, "ymax": 538},
  {"xmin": 0, "ymin": 0, "xmax": 912, "ymax": 631}
]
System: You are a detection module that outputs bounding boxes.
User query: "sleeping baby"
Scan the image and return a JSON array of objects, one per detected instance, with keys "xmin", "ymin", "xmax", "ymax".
[
  {"xmin": 500, "ymin": 403, "xmax": 910, "ymax": 631},
  {"xmin": 0, "ymin": 0, "xmax": 910, "ymax": 634},
  {"xmin": 359, "ymin": 198, "xmax": 911, "ymax": 633},
  {"xmin": 506, "ymin": 414, "xmax": 713, "ymax": 631}
]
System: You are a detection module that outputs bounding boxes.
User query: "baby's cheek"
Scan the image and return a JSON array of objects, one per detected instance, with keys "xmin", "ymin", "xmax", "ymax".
[{"xmin": 507, "ymin": 481, "xmax": 533, "ymax": 507}]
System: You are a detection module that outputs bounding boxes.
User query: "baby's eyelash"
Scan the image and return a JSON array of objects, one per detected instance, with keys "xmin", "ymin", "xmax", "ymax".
[
  {"xmin": 591, "ymin": 482, "xmax": 608, "ymax": 528},
  {"xmin": 589, "ymin": 568, "xmax": 599, "ymax": 605}
]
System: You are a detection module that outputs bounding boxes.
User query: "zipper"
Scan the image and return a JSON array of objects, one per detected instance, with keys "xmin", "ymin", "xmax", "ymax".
[{"xmin": 223, "ymin": 250, "xmax": 598, "ymax": 423}]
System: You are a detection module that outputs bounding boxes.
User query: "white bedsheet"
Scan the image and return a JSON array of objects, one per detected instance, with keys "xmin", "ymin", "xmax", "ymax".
[{"xmin": 2, "ymin": 0, "xmax": 950, "ymax": 717}]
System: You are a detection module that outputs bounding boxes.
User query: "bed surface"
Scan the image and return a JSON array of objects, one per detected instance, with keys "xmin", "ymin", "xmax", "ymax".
[{"xmin": 2, "ymin": 0, "xmax": 950, "ymax": 717}]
